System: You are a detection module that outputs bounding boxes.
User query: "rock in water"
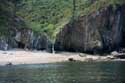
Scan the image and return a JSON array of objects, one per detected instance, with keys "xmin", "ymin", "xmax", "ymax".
[{"xmin": 55, "ymin": 5, "xmax": 125, "ymax": 54}]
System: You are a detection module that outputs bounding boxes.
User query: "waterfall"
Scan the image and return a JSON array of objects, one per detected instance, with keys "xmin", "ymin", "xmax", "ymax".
[{"xmin": 52, "ymin": 44, "xmax": 55, "ymax": 54}]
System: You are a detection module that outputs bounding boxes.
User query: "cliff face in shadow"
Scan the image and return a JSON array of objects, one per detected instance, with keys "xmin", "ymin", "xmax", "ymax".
[
  {"xmin": 55, "ymin": 5, "xmax": 125, "ymax": 53},
  {"xmin": 0, "ymin": 0, "xmax": 52, "ymax": 51}
]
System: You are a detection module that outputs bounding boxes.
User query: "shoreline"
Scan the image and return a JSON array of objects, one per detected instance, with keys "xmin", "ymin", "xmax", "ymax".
[{"xmin": 0, "ymin": 50, "xmax": 125, "ymax": 66}]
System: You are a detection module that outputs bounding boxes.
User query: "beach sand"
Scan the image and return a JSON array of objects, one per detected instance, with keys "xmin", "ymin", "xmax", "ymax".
[{"xmin": 0, "ymin": 49, "xmax": 124, "ymax": 66}]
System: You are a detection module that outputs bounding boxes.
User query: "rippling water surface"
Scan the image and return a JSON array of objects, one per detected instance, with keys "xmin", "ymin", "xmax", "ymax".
[{"xmin": 0, "ymin": 61, "xmax": 125, "ymax": 83}]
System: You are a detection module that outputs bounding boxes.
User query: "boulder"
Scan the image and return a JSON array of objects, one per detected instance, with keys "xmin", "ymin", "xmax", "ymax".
[{"xmin": 55, "ymin": 5, "xmax": 125, "ymax": 54}]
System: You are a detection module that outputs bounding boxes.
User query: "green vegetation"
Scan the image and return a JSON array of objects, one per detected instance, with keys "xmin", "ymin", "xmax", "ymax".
[
  {"xmin": 16, "ymin": 0, "xmax": 94, "ymax": 41},
  {"xmin": 0, "ymin": 0, "xmax": 125, "ymax": 40},
  {"xmin": 0, "ymin": 1, "xmax": 14, "ymax": 36},
  {"xmin": 16, "ymin": 0, "xmax": 71, "ymax": 40},
  {"xmin": 83, "ymin": 0, "xmax": 125, "ymax": 16},
  {"xmin": 0, "ymin": 0, "xmax": 24, "ymax": 36}
]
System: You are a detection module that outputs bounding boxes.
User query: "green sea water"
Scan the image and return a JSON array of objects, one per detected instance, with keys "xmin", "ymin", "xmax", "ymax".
[{"xmin": 0, "ymin": 61, "xmax": 125, "ymax": 83}]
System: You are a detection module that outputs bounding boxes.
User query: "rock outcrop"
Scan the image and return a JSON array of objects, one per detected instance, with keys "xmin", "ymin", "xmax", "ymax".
[
  {"xmin": 14, "ymin": 28, "xmax": 51, "ymax": 50},
  {"xmin": 55, "ymin": 5, "xmax": 125, "ymax": 54},
  {"xmin": 0, "ymin": 28, "xmax": 52, "ymax": 51},
  {"xmin": 0, "ymin": 1, "xmax": 52, "ymax": 51},
  {"xmin": 0, "ymin": 13, "xmax": 52, "ymax": 51},
  {"xmin": 2, "ymin": 29, "xmax": 51, "ymax": 51}
]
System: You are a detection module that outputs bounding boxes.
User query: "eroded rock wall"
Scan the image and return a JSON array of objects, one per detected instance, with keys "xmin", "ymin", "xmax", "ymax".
[{"xmin": 55, "ymin": 5, "xmax": 125, "ymax": 53}]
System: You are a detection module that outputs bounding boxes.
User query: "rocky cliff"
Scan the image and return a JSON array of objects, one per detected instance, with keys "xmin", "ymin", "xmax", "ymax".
[
  {"xmin": 0, "ymin": 17, "xmax": 52, "ymax": 51},
  {"xmin": 0, "ymin": 0, "xmax": 52, "ymax": 52},
  {"xmin": 55, "ymin": 5, "xmax": 125, "ymax": 54},
  {"xmin": 0, "ymin": 15, "xmax": 52, "ymax": 51}
]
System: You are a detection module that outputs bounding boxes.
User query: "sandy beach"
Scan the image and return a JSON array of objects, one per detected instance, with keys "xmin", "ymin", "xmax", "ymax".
[{"xmin": 0, "ymin": 49, "xmax": 124, "ymax": 66}]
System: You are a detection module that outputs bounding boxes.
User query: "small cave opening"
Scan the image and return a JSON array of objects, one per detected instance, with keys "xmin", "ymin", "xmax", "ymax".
[{"xmin": 17, "ymin": 42, "xmax": 25, "ymax": 49}]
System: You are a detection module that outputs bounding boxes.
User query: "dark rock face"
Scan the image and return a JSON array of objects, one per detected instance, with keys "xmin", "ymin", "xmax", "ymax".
[
  {"xmin": 0, "ymin": 0, "xmax": 52, "ymax": 51},
  {"xmin": 0, "ymin": 28, "xmax": 52, "ymax": 51},
  {"xmin": 13, "ymin": 28, "xmax": 52, "ymax": 51},
  {"xmin": 55, "ymin": 5, "xmax": 125, "ymax": 53}
]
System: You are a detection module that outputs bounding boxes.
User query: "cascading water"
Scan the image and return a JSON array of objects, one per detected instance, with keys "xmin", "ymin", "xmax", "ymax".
[{"xmin": 52, "ymin": 44, "xmax": 55, "ymax": 54}]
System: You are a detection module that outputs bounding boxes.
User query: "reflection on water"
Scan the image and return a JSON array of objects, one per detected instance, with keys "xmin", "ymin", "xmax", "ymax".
[{"xmin": 0, "ymin": 62, "xmax": 125, "ymax": 83}]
